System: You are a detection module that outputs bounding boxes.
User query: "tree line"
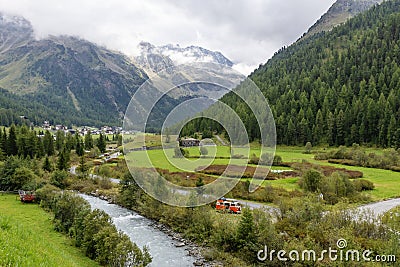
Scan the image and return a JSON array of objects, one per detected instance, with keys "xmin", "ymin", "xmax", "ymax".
[
  {"xmin": 0, "ymin": 125, "xmax": 111, "ymax": 160},
  {"xmin": 0, "ymin": 124, "xmax": 111, "ymax": 191}
]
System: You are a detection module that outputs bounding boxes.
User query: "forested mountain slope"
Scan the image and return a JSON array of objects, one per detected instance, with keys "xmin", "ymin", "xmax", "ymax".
[{"xmin": 185, "ymin": 0, "xmax": 400, "ymax": 148}]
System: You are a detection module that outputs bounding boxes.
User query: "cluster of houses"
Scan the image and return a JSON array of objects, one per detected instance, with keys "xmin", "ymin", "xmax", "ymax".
[
  {"xmin": 41, "ymin": 121, "xmax": 205, "ymax": 148},
  {"xmin": 41, "ymin": 121, "xmax": 122, "ymax": 136}
]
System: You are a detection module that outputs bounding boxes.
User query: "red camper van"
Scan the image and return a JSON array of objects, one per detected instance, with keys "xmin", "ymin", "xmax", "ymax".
[{"xmin": 215, "ymin": 197, "xmax": 242, "ymax": 214}]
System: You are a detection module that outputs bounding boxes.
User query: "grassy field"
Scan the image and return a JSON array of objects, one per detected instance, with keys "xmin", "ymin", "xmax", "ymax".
[
  {"xmin": 275, "ymin": 146, "xmax": 400, "ymax": 200},
  {"xmin": 0, "ymin": 194, "xmax": 99, "ymax": 267},
  {"xmin": 124, "ymin": 143, "xmax": 400, "ymax": 201},
  {"xmin": 125, "ymin": 146, "xmax": 248, "ymax": 172},
  {"xmin": 123, "ymin": 133, "xmax": 177, "ymax": 150}
]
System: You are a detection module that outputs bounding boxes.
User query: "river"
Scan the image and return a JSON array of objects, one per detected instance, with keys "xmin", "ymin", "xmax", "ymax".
[{"xmin": 80, "ymin": 194, "xmax": 198, "ymax": 267}]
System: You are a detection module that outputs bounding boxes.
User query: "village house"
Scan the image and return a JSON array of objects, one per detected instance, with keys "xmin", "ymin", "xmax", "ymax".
[{"xmin": 179, "ymin": 138, "xmax": 200, "ymax": 147}]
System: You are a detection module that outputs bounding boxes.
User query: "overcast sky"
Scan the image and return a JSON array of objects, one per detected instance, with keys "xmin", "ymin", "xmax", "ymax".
[{"xmin": 0, "ymin": 0, "xmax": 335, "ymax": 74}]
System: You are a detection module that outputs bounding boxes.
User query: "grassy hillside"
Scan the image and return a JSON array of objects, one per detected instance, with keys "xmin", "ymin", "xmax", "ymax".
[{"xmin": 0, "ymin": 194, "xmax": 99, "ymax": 267}]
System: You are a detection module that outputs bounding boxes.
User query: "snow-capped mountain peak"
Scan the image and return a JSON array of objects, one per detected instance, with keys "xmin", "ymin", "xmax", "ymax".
[
  {"xmin": 136, "ymin": 41, "xmax": 233, "ymax": 71},
  {"xmin": 0, "ymin": 12, "xmax": 33, "ymax": 31}
]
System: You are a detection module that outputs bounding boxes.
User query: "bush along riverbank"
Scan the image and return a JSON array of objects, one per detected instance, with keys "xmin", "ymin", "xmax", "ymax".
[
  {"xmin": 84, "ymin": 180, "xmax": 223, "ymax": 266},
  {"xmin": 36, "ymin": 185, "xmax": 152, "ymax": 266},
  {"xmin": 110, "ymin": 169, "xmax": 400, "ymax": 266}
]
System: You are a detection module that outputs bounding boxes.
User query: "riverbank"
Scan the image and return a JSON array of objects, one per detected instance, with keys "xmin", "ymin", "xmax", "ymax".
[{"xmin": 80, "ymin": 194, "xmax": 222, "ymax": 267}]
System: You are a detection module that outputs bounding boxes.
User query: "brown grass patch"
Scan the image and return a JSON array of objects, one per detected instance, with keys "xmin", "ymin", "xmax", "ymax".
[{"xmin": 195, "ymin": 165, "xmax": 299, "ymax": 180}]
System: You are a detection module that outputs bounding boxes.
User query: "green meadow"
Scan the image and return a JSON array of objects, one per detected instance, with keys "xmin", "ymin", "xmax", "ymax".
[
  {"xmin": 0, "ymin": 194, "xmax": 99, "ymax": 267},
  {"xmin": 124, "ymin": 143, "xmax": 400, "ymax": 201}
]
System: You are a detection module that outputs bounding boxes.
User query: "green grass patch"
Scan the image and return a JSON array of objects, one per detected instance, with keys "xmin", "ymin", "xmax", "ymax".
[
  {"xmin": 0, "ymin": 194, "xmax": 99, "ymax": 267},
  {"xmin": 125, "ymin": 144, "xmax": 400, "ymax": 201},
  {"xmin": 125, "ymin": 147, "xmax": 248, "ymax": 172},
  {"xmin": 262, "ymin": 177, "xmax": 300, "ymax": 191}
]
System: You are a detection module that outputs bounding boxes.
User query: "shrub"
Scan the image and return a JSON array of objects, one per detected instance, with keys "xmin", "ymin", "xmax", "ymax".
[
  {"xmin": 35, "ymin": 184, "xmax": 61, "ymax": 210},
  {"xmin": 353, "ymin": 179, "xmax": 375, "ymax": 191},
  {"xmin": 300, "ymin": 169, "xmax": 322, "ymax": 193},
  {"xmin": 319, "ymin": 172, "xmax": 356, "ymax": 203},
  {"xmin": 304, "ymin": 142, "xmax": 312, "ymax": 154},
  {"xmin": 382, "ymin": 206, "xmax": 400, "ymax": 232},
  {"xmin": 273, "ymin": 155, "xmax": 283, "ymax": 166},
  {"xmin": 50, "ymin": 170, "xmax": 69, "ymax": 189},
  {"xmin": 248, "ymin": 153, "xmax": 259, "ymax": 165},
  {"xmin": 174, "ymin": 147, "xmax": 189, "ymax": 158},
  {"xmin": 314, "ymin": 153, "xmax": 329, "ymax": 160}
]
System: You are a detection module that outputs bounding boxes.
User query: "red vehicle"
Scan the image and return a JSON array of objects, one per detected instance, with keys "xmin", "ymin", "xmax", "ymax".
[
  {"xmin": 215, "ymin": 197, "xmax": 241, "ymax": 214},
  {"xmin": 18, "ymin": 190, "xmax": 36, "ymax": 203}
]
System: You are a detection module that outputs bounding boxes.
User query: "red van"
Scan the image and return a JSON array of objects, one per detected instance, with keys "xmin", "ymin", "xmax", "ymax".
[{"xmin": 216, "ymin": 198, "xmax": 241, "ymax": 214}]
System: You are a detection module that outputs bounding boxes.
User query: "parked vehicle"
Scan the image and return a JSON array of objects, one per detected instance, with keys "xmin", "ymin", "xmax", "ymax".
[
  {"xmin": 18, "ymin": 190, "xmax": 36, "ymax": 203},
  {"xmin": 215, "ymin": 197, "xmax": 241, "ymax": 214}
]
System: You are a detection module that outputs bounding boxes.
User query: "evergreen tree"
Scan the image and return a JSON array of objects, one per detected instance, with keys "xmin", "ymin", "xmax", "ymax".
[
  {"xmin": 326, "ymin": 112, "xmax": 335, "ymax": 146},
  {"xmin": 77, "ymin": 156, "xmax": 88, "ymax": 178},
  {"xmin": 43, "ymin": 156, "xmax": 53, "ymax": 172},
  {"xmin": 286, "ymin": 119, "xmax": 296, "ymax": 145},
  {"xmin": 395, "ymin": 129, "xmax": 400, "ymax": 149},
  {"xmin": 298, "ymin": 118, "xmax": 309, "ymax": 145},
  {"xmin": 387, "ymin": 115, "xmax": 397, "ymax": 148},
  {"xmin": 37, "ymin": 136, "xmax": 45, "ymax": 158},
  {"xmin": 350, "ymin": 124, "xmax": 359, "ymax": 145},
  {"xmin": 7, "ymin": 124, "xmax": 18, "ymax": 156},
  {"xmin": 1, "ymin": 128, "xmax": 6, "ymax": 152},
  {"xmin": 26, "ymin": 131, "xmax": 39, "ymax": 158},
  {"xmin": 313, "ymin": 110, "xmax": 324, "ymax": 144},
  {"xmin": 57, "ymin": 147, "xmax": 70, "ymax": 171},
  {"xmin": 336, "ymin": 110, "xmax": 345, "ymax": 145},
  {"xmin": 97, "ymin": 133, "xmax": 107, "ymax": 153},
  {"xmin": 236, "ymin": 209, "xmax": 255, "ymax": 248},
  {"xmin": 43, "ymin": 130, "xmax": 55, "ymax": 156},
  {"xmin": 84, "ymin": 131, "xmax": 94, "ymax": 150},
  {"xmin": 65, "ymin": 133, "xmax": 76, "ymax": 151},
  {"xmin": 75, "ymin": 133, "xmax": 84, "ymax": 156},
  {"xmin": 55, "ymin": 130, "xmax": 65, "ymax": 151}
]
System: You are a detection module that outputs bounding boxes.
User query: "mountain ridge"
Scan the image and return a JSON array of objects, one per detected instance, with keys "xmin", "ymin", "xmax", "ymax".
[
  {"xmin": 304, "ymin": 0, "xmax": 384, "ymax": 38},
  {"xmin": 0, "ymin": 12, "xmax": 236, "ymax": 128}
]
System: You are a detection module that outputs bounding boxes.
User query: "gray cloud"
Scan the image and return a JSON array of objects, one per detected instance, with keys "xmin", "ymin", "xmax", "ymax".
[{"xmin": 0, "ymin": 0, "xmax": 335, "ymax": 74}]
